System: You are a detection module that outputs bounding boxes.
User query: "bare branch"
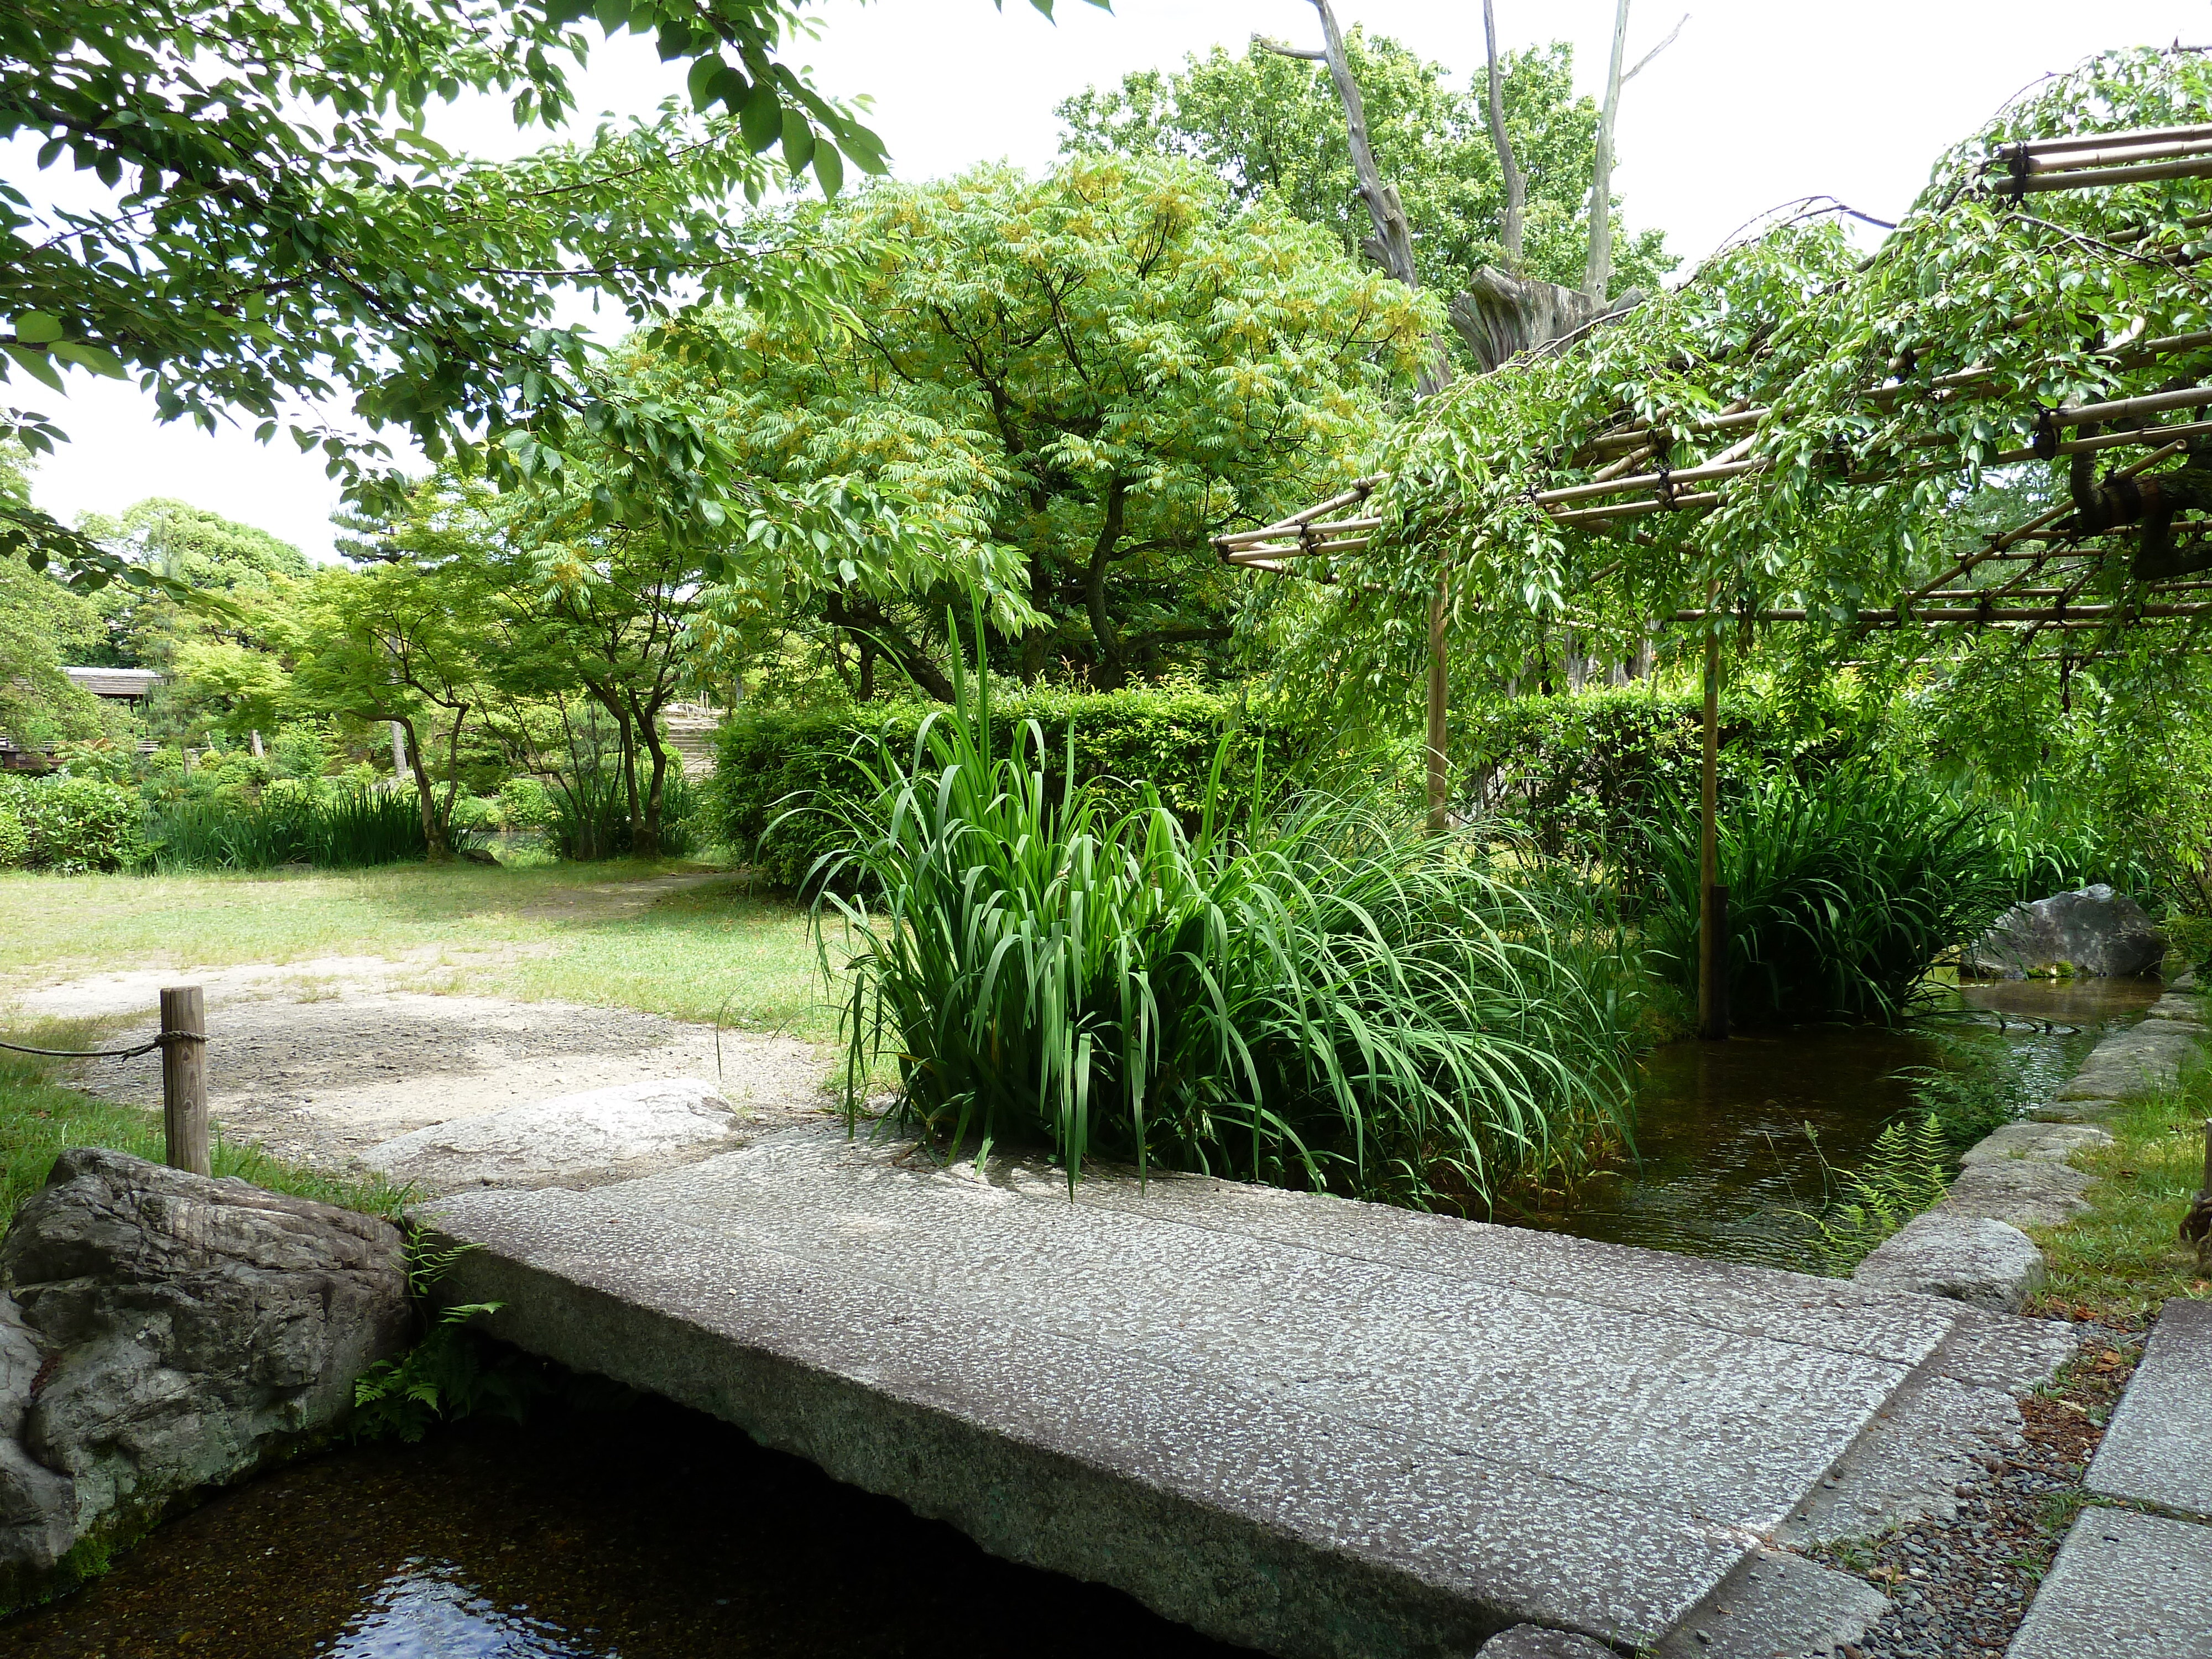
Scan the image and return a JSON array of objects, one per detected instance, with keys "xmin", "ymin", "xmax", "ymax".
[
  {"xmin": 1621, "ymin": 12, "xmax": 1689, "ymax": 85},
  {"xmin": 1481, "ymin": 0, "xmax": 1525, "ymax": 264},
  {"xmin": 1251, "ymin": 32, "xmax": 1326, "ymax": 61}
]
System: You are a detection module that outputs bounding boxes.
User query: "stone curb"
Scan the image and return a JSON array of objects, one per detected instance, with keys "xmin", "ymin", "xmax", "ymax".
[{"xmin": 1856, "ymin": 990, "xmax": 2204, "ymax": 1313}]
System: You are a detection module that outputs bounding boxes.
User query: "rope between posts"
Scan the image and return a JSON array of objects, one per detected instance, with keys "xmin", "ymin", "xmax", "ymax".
[{"xmin": 0, "ymin": 1032, "xmax": 205, "ymax": 1061}]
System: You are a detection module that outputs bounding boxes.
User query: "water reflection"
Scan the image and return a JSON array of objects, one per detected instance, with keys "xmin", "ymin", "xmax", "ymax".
[
  {"xmin": 1524, "ymin": 977, "xmax": 2162, "ymax": 1271},
  {"xmin": 1, "ymin": 1401, "xmax": 1252, "ymax": 1659},
  {"xmin": 325, "ymin": 1561, "xmax": 588, "ymax": 1658}
]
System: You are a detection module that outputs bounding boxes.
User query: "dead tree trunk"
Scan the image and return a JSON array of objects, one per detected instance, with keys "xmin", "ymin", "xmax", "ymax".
[
  {"xmin": 1481, "ymin": 0, "xmax": 1525, "ymax": 265},
  {"xmin": 1583, "ymin": 0, "xmax": 1632, "ymax": 302}
]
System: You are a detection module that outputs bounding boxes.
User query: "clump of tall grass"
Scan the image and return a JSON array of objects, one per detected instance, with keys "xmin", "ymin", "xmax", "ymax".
[
  {"xmin": 1644, "ymin": 765, "xmax": 2015, "ymax": 1026},
  {"xmin": 148, "ymin": 787, "xmax": 437, "ymax": 872},
  {"xmin": 806, "ymin": 656, "xmax": 1637, "ymax": 1212},
  {"xmin": 547, "ymin": 771, "xmax": 696, "ymax": 861}
]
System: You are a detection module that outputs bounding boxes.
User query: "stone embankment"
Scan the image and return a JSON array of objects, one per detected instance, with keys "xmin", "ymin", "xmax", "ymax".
[
  {"xmin": 1855, "ymin": 979, "xmax": 2204, "ymax": 1312},
  {"xmin": 0, "ymin": 1149, "xmax": 408, "ymax": 1608}
]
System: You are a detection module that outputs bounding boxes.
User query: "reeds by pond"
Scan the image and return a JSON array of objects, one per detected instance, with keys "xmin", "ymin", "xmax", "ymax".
[
  {"xmin": 147, "ymin": 787, "xmax": 437, "ymax": 872},
  {"xmin": 805, "ymin": 656, "xmax": 1637, "ymax": 1212},
  {"xmin": 1644, "ymin": 766, "xmax": 2016, "ymax": 1026}
]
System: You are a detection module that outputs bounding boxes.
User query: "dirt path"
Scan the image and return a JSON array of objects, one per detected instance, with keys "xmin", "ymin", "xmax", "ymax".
[{"xmin": 8, "ymin": 873, "xmax": 831, "ymax": 1177}]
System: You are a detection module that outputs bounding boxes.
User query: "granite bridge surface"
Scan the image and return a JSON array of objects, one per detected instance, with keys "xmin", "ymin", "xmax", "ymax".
[{"xmin": 424, "ymin": 1126, "xmax": 2073, "ymax": 1659}]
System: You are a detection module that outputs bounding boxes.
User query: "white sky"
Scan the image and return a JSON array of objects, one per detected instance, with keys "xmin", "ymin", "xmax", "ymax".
[{"xmin": 17, "ymin": 0, "xmax": 2210, "ymax": 559}]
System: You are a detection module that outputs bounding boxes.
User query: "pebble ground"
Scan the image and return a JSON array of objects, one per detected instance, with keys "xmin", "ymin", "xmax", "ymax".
[{"xmin": 1808, "ymin": 1324, "xmax": 2142, "ymax": 1659}]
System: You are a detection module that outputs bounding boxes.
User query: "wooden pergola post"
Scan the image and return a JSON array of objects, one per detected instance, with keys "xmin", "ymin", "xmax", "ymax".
[
  {"xmin": 1697, "ymin": 594, "xmax": 1729, "ymax": 1040},
  {"xmin": 1426, "ymin": 579, "xmax": 1450, "ymax": 834}
]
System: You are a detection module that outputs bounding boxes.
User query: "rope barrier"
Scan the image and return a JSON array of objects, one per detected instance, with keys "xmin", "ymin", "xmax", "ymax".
[{"xmin": 0, "ymin": 1032, "xmax": 204, "ymax": 1061}]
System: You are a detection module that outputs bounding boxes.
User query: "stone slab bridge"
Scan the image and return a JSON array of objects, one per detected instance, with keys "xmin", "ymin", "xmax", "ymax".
[{"xmin": 425, "ymin": 1126, "xmax": 2074, "ymax": 1659}]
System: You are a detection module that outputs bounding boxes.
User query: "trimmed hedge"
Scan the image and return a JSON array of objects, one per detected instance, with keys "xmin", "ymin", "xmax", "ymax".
[
  {"xmin": 712, "ymin": 685, "xmax": 1299, "ymax": 890},
  {"xmin": 1463, "ymin": 684, "xmax": 1870, "ymax": 872}
]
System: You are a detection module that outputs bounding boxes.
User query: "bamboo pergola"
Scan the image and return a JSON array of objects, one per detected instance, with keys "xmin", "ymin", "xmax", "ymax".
[{"xmin": 1213, "ymin": 109, "xmax": 2212, "ymax": 1037}]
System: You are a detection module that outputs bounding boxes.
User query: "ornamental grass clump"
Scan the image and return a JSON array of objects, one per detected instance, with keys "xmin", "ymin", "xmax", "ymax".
[
  {"xmin": 806, "ymin": 659, "xmax": 1635, "ymax": 1212},
  {"xmin": 1644, "ymin": 765, "xmax": 2015, "ymax": 1027}
]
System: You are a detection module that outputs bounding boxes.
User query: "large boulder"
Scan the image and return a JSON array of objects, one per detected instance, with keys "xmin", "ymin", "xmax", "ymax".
[
  {"xmin": 0, "ymin": 1147, "xmax": 408, "ymax": 1603},
  {"xmin": 1967, "ymin": 885, "xmax": 2167, "ymax": 979}
]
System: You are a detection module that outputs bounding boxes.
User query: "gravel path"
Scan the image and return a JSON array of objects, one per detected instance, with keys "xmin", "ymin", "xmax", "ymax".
[
  {"xmin": 1810, "ymin": 1327, "xmax": 2144, "ymax": 1659},
  {"xmin": 4, "ymin": 874, "xmax": 832, "ymax": 1176}
]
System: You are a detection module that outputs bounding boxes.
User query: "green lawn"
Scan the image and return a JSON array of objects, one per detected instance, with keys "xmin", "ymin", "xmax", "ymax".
[
  {"xmin": 0, "ymin": 859, "xmax": 838, "ymax": 1040},
  {"xmin": 2032, "ymin": 1035, "xmax": 2212, "ymax": 1326}
]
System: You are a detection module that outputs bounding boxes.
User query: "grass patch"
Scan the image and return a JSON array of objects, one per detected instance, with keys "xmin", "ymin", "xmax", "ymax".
[
  {"xmin": 2031, "ymin": 1019, "xmax": 2212, "ymax": 1326},
  {"xmin": 0, "ymin": 1018, "xmax": 408, "ymax": 1228},
  {"xmin": 0, "ymin": 860, "xmax": 836, "ymax": 1039}
]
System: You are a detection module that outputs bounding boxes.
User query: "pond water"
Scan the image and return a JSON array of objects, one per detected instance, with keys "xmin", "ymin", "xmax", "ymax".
[
  {"xmin": 1521, "ymin": 976, "xmax": 2163, "ymax": 1271},
  {"xmin": 0, "ymin": 1399, "xmax": 1251, "ymax": 1659}
]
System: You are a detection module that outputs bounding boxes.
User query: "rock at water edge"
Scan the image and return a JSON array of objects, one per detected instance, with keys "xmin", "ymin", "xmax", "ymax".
[
  {"xmin": 0, "ymin": 1147, "xmax": 409, "ymax": 1603},
  {"xmin": 1853, "ymin": 1213, "xmax": 2044, "ymax": 1313},
  {"xmin": 1967, "ymin": 885, "xmax": 2166, "ymax": 980}
]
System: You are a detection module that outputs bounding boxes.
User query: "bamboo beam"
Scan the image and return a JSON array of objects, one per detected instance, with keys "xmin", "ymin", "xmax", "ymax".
[
  {"xmin": 1669, "ymin": 601, "xmax": 2212, "ymax": 624},
  {"xmin": 2054, "ymin": 385, "xmax": 2212, "ymax": 427},
  {"xmin": 2016, "ymin": 122, "xmax": 2212, "ymax": 156},
  {"xmin": 1535, "ymin": 457, "xmax": 1765, "ymax": 508},
  {"xmin": 1996, "ymin": 155, "xmax": 2212, "ymax": 195},
  {"xmin": 1548, "ymin": 491, "xmax": 1723, "ymax": 528},
  {"xmin": 2009, "ymin": 137, "xmax": 2212, "ymax": 174},
  {"xmin": 1989, "ymin": 417, "xmax": 2212, "ymax": 466}
]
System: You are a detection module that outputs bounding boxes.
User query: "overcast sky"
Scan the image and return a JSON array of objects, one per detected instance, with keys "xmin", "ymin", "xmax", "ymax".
[{"xmin": 18, "ymin": 0, "xmax": 2211, "ymax": 559}]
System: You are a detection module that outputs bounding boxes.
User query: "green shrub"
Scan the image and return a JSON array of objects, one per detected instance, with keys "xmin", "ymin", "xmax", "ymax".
[
  {"xmin": 1461, "ymin": 683, "xmax": 1871, "ymax": 879},
  {"xmin": 546, "ymin": 769, "xmax": 696, "ymax": 860},
  {"xmin": 1797, "ymin": 1114, "xmax": 1952, "ymax": 1274},
  {"xmin": 495, "ymin": 776, "xmax": 552, "ymax": 830},
  {"xmin": 813, "ymin": 664, "xmax": 1636, "ymax": 1212},
  {"xmin": 1642, "ymin": 765, "xmax": 2015, "ymax": 1026},
  {"xmin": 0, "ymin": 776, "xmax": 145, "ymax": 873},
  {"xmin": 447, "ymin": 792, "xmax": 500, "ymax": 832},
  {"xmin": 716, "ymin": 684, "xmax": 1300, "ymax": 890},
  {"xmin": 0, "ymin": 804, "xmax": 25, "ymax": 870}
]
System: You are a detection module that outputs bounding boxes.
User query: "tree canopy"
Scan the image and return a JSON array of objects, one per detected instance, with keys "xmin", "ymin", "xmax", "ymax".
[
  {"xmin": 1057, "ymin": 30, "xmax": 1673, "ymax": 319},
  {"xmin": 1, "ymin": 0, "xmax": 1097, "ymax": 591},
  {"xmin": 680, "ymin": 155, "xmax": 1435, "ymax": 691},
  {"xmin": 1267, "ymin": 46, "xmax": 2212, "ymax": 732}
]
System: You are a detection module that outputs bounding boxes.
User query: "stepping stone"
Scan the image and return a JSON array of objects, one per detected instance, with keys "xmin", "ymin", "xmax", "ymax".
[
  {"xmin": 2060, "ymin": 1022, "xmax": 2205, "ymax": 1100},
  {"xmin": 1854, "ymin": 1212, "xmax": 2044, "ymax": 1311},
  {"xmin": 1479, "ymin": 1628, "xmax": 1615, "ymax": 1658},
  {"xmin": 421, "ymin": 1126, "xmax": 2060, "ymax": 1659},
  {"xmin": 2007, "ymin": 1507, "xmax": 2212, "ymax": 1658},
  {"xmin": 1944, "ymin": 1160, "xmax": 2093, "ymax": 1229},
  {"xmin": 2087, "ymin": 1298, "xmax": 2212, "ymax": 1517},
  {"xmin": 2152, "ymin": 994, "xmax": 2206, "ymax": 1024},
  {"xmin": 1651, "ymin": 1550, "xmax": 1889, "ymax": 1658},
  {"xmin": 2030, "ymin": 1098, "xmax": 2121, "ymax": 1124},
  {"xmin": 1960, "ymin": 1123, "xmax": 2112, "ymax": 1166},
  {"xmin": 366, "ymin": 1078, "xmax": 747, "ymax": 1193}
]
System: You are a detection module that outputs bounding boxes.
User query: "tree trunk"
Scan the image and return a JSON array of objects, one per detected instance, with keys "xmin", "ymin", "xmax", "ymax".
[
  {"xmin": 1084, "ymin": 479, "xmax": 1130, "ymax": 691},
  {"xmin": 395, "ymin": 714, "xmax": 450, "ymax": 861},
  {"xmin": 1296, "ymin": 0, "xmax": 1452, "ymax": 395},
  {"xmin": 1481, "ymin": 0, "xmax": 1525, "ymax": 265},
  {"xmin": 1447, "ymin": 268, "xmax": 1640, "ymax": 374},
  {"xmin": 1583, "ymin": 0, "xmax": 1632, "ymax": 301},
  {"xmin": 631, "ymin": 691, "xmax": 671, "ymax": 860}
]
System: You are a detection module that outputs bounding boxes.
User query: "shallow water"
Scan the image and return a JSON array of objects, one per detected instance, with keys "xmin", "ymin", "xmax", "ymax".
[
  {"xmin": 1521, "ymin": 976, "xmax": 2163, "ymax": 1270},
  {"xmin": 0, "ymin": 1401, "xmax": 1251, "ymax": 1659}
]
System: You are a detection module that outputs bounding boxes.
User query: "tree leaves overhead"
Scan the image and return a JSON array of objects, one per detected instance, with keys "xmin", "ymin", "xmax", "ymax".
[
  {"xmin": 1057, "ymin": 29, "xmax": 1674, "ymax": 316},
  {"xmin": 672, "ymin": 156, "xmax": 1436, "ymax": 689},
  {"xmin": 1292, "ymin": 46, "xmax": 2212, "ymax": 725},
  {"xmin": 0, "ymin": 0, "xmax": 1026, "ymax": 586}
]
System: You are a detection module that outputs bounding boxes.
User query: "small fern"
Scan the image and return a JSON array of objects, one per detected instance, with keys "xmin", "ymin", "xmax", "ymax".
[
  {"xmin": 351, "ymin": 1237, "xmax": 541, "ymax": 1442},
  {"xmin": 1793, "ymin": 1114, "xmax": 1951, "ymax": 1275}
]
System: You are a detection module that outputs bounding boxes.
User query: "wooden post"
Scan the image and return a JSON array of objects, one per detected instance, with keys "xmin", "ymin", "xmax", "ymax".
[
  {"xmin": 1698, "ymin": 597, "xmax": 1726, "ymax": 1040},
  {"xmin": 159, "ymin": 986, "xmax": 209, "ymax": 1177},
  {"xmin": 1426, "ymin": 581, "xmax": 1450, "ymax": 834}
]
